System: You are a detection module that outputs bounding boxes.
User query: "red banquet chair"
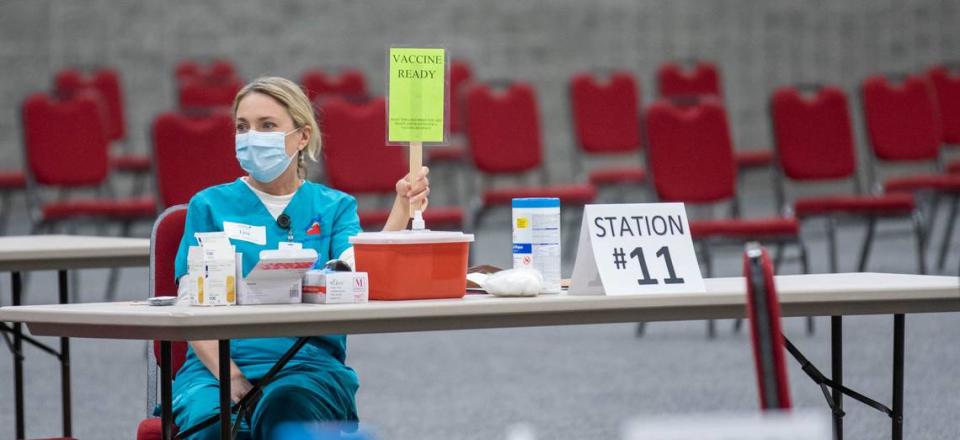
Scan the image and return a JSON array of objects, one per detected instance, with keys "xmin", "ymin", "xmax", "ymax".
[
  {"xmin": 862, "ymin": 73, "xmax": 960, "ymax": 271},
  {"xmin": 301, "ymin": 68, "xmax": 368, "ymax": 103},
  {"xmin": 464, "ymin": 81, "xmax": 597, "ymax": 257},
  {"xmin": 177, "ymin": 76, "xmax": 243, "ymax": 115},
  {"xmin": 152, "ymin": 111, "xmax": 243, "ymax": 209},
  {"xmin": 644, "ymin": 97, "xmax": 806, "ymax": 337},
  {"xmin": 657, "ymin": 60, "xmax": 773, "ymax": 172},
  {"xmin": 743, "ymin": 243, "xmax": 791, "ymax": 411},
  {"xmin": 569, "ymin": 70, "xmax": 646, "ymax": 200},
  {"xmin": 770, "ymin": 84, "xmax": 925, "ymax": 274},
  {"xmin": 137, "ymin": 205, "xmax": 189, "ymax": 440},
  {"xmin": 22, "ymin": 91, "xmax": 157, "ymax": 299},
  {"xmin": 320, "ymin": 97, "xmax": 464, "ymax": 230},
  {"xmin": 175, "ymin": 58, "xmax": 237, "ymax": 86},
  {"xmin": 54, "ymin": 68, "xmax": 152, "ymax": 177}
]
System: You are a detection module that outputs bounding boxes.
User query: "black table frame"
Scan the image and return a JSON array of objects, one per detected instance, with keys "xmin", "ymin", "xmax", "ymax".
[{"xmin": 0, "ymin": 270, "xmax": 72, "ymax": 439}]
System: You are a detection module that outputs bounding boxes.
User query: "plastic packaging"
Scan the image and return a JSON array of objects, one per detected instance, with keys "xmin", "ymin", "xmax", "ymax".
[
  {"xmin": 350, "ymin": 230, "xmax": 474, "ymax": 300},
  {"xmin": 483, "ymin": 268, "xmax": 543, "ymax": 297},
  {"xmin": 512, "ymin": 198, "xmax": 561, "ymax": 294}
]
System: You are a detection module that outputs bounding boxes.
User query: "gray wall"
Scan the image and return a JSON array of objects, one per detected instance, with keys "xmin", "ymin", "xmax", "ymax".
[{"xmin": 3, "ymin": 0, "xmax": 960, "ymax": 181}]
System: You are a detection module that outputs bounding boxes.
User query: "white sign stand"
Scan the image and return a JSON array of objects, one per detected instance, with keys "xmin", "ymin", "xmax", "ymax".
[{"xmin": 568, "ymin": 203, "xmax": 705, "ymax": 295}]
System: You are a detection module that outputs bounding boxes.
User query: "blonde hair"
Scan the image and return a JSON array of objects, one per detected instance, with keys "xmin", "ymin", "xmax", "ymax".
[{"xmin": 233, "ymin": 76, "xmax": 321, "ymax": 161}]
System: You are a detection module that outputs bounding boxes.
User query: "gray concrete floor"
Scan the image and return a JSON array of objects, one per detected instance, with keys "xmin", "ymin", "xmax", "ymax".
[{"xmin": 1, "ymin": 171, "xmax": 959, "ymax": 439}]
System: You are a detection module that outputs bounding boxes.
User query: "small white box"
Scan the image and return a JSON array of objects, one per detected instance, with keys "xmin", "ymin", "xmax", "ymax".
[
  {"xmin": 187, "ymin": 233, "xmax": 239, "ymax": 306},
  {"xmin": 303, "ymin": 270, "xmax": 369, "ymax": 304}
]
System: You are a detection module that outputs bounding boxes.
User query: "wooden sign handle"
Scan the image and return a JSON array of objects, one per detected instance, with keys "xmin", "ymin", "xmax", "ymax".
[{"xmin": 409, "ymin": 141, "xmax": 423, "ymax": 218}]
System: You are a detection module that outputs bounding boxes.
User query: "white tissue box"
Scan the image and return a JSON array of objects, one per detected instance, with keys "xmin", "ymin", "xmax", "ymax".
[{"xmin": 303, "ymin": 270, "xmax": 369, "ymax": 304}]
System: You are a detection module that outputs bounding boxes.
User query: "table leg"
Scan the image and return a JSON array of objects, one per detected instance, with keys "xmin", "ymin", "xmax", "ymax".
[
  {"xmin": 892, "ymin": 314, "xmax": 904, "ymax": 440},
  {"xmin": 219, "ymin": 340, "xmax": 231, "ymax": 440},
  {"xmin": 12, "ymin": 271, "xmax": 25, "ymax": 440},
  {"xmin": 160, "ymin": 341, "xmax": 172, "ymax": 440},
  {"xmin": 832, "ymin": 315, "xmax": 843, "ymax": 440},
  {"xmin": 58, "ymin": 270, "xmax": 72, "ymax": 437}
]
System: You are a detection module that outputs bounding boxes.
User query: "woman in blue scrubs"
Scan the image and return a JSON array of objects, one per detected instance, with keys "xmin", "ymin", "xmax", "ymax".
[{"xmin": 172, "ymin": 76, "xmax": 429, "ymax": 439}]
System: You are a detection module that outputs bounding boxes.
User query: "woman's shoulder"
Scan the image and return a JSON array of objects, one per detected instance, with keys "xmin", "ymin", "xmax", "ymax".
[
  {"xmin": 303, "ymin": 181, "xmax": 356, "ymax": 205},
  {"xmin": 188, "ymin": 178, "xmax": 247, "ymax": 207}
]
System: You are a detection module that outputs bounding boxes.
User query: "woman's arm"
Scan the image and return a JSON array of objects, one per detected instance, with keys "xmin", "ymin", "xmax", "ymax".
[
  {"xmin": 189, "ymin": 340, "xmax": 253, "ymax": 403},
  {"xmin": 383, "ymin": 166, "xmax": 430, "ymax": 232}
]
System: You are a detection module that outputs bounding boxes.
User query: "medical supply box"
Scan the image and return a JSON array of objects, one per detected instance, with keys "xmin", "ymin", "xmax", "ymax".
[
  {"xmin": 187, "ymin": 232, "xmax": 239, "ymax": 306},
  {"xmin": 349, "ymin": 230, "xmax": 474, "ymax": 300},
  {"xmin": 237, "ymin": 245, "xmax": 318, "ymax": 305},
  {"xmin": 302, "ymin": 270, "xmax": 369, "ymax": 304}
]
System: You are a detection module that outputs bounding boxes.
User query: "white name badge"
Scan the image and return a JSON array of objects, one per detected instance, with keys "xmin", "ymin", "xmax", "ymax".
[
  {"xmin": 569, "ymin": 203, "xmax": 705, "ymax": 295},
  {"xmin": 223, "ymin": 221, "xmax": 267, "ymax": 245}
]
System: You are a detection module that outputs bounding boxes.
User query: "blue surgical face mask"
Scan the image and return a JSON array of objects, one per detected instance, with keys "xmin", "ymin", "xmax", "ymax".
[{"xmin": 235, "ymin": 128, "xmax": 300, "ymax": 183}]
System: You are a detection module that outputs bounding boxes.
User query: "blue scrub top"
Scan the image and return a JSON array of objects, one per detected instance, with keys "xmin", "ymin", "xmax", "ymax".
[{"xmin": 173, "ymin": 178, "xmax": 362, "ymax": 378}]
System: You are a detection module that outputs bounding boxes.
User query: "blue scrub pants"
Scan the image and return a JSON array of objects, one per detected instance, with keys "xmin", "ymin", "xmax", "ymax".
[{"xmin": 173, "ymin": 363, "xmax": 358, "ymax": 440}]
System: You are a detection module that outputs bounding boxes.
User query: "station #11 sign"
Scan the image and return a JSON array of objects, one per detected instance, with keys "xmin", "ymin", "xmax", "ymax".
[
  {"xmin": 569, "ymin": 203, "xmax": 705, "ymax": 295},
  {"xmin": 388, "ymin": 47, "xmax": 446, "ymax": 143}
]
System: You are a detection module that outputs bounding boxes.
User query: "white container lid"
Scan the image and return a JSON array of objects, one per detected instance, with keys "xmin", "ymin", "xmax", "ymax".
[{"xmin": 349, "ymin": 230, "xmax": 475, "ymax": 245}]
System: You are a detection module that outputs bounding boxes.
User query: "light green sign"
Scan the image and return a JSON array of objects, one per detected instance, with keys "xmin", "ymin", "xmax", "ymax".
[{"xmin": 388, "ymin": 47, "xmax": 446, "ymax": 143}]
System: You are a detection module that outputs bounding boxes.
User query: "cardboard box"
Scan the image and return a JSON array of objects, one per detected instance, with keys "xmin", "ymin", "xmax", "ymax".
[
  {"xmin": 303, "ymin": 270, "xmax": 369, "ymax": 304},
  {"xmin": 237, "ymin": 247, "xmax": 318, "ymax": 305}
]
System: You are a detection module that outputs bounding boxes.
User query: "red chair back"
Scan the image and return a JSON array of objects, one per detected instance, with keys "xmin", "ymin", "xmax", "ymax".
[
  {"xmin": 302, "ymin": 69, "xmax": 368, "ymax": 103},
  {"xmin": 465, "ymin": 82, "xmax": 543, "ymax": 174},
  {"xmin": 175, "ymin": 58, "xmax": 237, "ymax": 85},
  {"xmin": 928, "ymin": 66, "xmax": 960, "ymax": 144},
  {"xmin": 321, "ymin": 97, "xmax": 406, "ymax": 194},
  {"xmin": 150, "ymin": 205, "xmax": 189, "ymax": 376},
  {"xmin": 22, "ymin": 92, "xmax": 110, "ymax": 186},
  {"xmin": 771, "ymin": 86, "xmax": 857, "ymax": 181},
  {"xmin": 450, "ymin": 60, "xmax": 473, "ymax": 133},
  {"xmin": 743, "ymin": 244, "xmax": 792, "ymax": 410},
  {"xmin": 862, "ymin": 74, "xmax": 941, "ymax": 161},
  {"xmin": 657, "ymin": 61, "xmax": 722, "ymax": 98},
  {"xmin": 644, "ymin": 98, "xmax": 736, "ymax": 203},
  {"xmin": 570, "ymin": 71, "xmax": 642, "ymax": 154},
  {"xmin": 153, "ymin": 112, "xmax": 242, "ymax": 208},
  {"xmin": 178, "ymin": 77, "xmax": 242, "ymax": 113},
  {"xmin": 54, "ymin": 68, "xmax": 127, "ymax": 141}
]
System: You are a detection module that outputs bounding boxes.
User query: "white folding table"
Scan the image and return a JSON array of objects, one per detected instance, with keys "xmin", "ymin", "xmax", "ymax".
[
  {"xmin": 1, "ymin": 272, "xmax": 958, "ymax": 440},
  {"xmin": 0, "ymin": 235, "xmax": 150, "ymax": 439}
]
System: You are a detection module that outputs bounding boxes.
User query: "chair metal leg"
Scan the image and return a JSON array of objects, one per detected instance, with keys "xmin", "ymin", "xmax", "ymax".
[
  {"xmin": 936, "ymin": 194, "xmax": 958, "ymax": 272},
  {"xmin": 699, "ymin": 242, "xmax": 716, "ymax": 339},
  {"xmin": 856, "ymin": 217, "xmax": 876, "ymax": 272},
  {"xmin": 773, "ymin": 243, "xmax": 785, "ymax": 272},
  {"xmin": 913, "ymin": 212, "xmax": 928, "ymax": 275},
  {"xmin": 827, "ymin": 217, "xmax": 839, "ymax": 273},
  {"xmin": 925, "ymin": 193, "xmax": 940, "ymax": 249},
  {"xmin": 798, "ymin": 241, "xmax": 814, "ymax": 335}
]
